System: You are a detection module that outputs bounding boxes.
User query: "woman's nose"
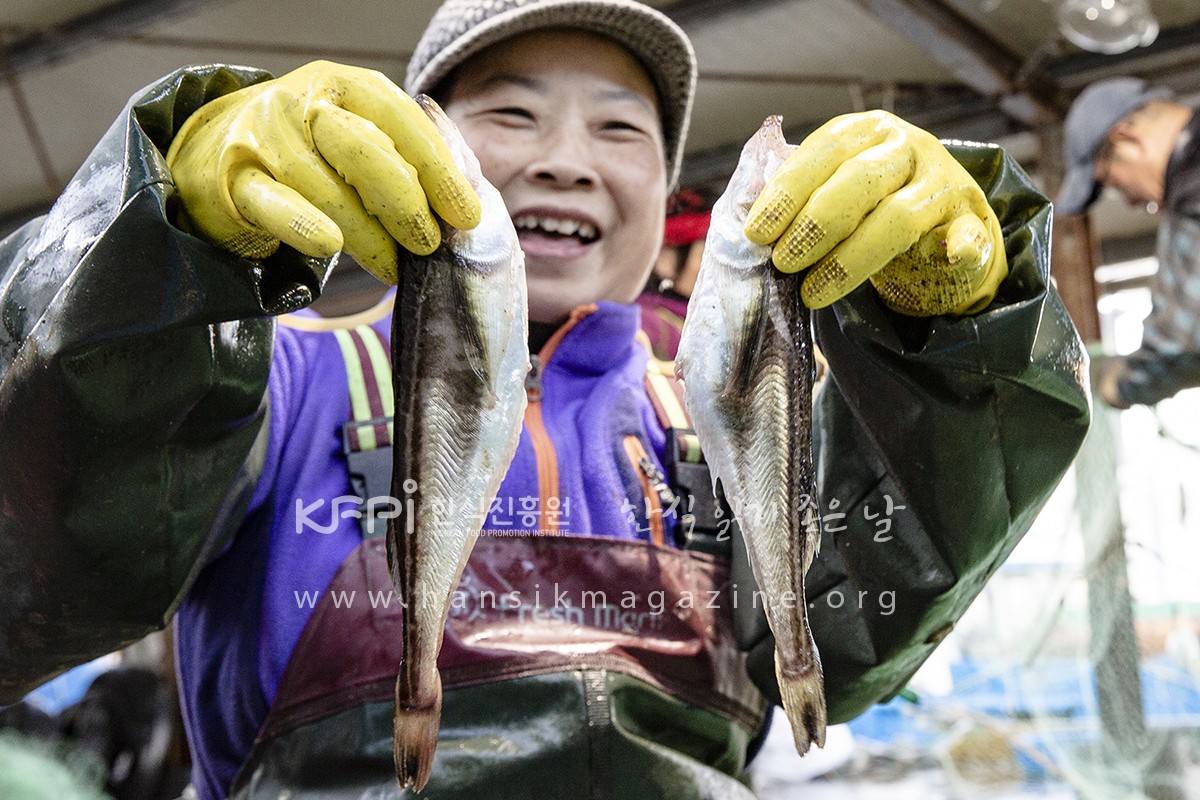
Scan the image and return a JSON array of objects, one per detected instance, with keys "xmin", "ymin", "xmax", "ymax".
[{"xmin": 524, "ymin": 130, "xmax": 600, "ymax": 189}]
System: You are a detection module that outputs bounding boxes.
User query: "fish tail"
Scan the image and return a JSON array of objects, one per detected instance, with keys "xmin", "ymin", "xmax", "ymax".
[
  {"xmin": 393, "ymin": 669, "xmax": 442, "ymax": 791},
  {"xmin": 777, "ymin": 663, "xmax": 828, "ymax": 754}
]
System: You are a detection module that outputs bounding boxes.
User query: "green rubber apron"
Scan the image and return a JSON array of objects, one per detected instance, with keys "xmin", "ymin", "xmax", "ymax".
[{"xmin": 229, "ymin": 323, "xmax": 767, "ymax": 799}]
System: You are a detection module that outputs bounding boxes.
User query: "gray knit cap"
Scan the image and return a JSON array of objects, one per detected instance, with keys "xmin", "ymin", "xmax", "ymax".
[{"xmin": 406, "ymin": 0, "xmax": 697, "ymax": 188}]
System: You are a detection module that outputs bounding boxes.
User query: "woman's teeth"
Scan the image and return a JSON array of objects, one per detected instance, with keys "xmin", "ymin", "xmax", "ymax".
[{"xmin": 514, "ymin": 215, "xmax": 598, "ymax": 242}]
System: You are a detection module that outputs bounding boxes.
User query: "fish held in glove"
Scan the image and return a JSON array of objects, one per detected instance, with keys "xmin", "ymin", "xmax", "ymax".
[
  {"xmin": 387, "ymin": 96, "xmax": 529, "ymax": 790},
  {"xmin": 675, "ymin": 116, "xmax": 827, "ymax": 754}
]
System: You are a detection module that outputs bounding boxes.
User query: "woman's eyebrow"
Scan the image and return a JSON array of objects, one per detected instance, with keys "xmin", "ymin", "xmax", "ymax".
[
  {"xmin": 470, "ymin": 72, "xmax": 656, "ymax": 115},
  {"xmin": 473, "ymin": 72, "xmax": 545, "ymax": 94},
  {"xmin": 593, "ymin": 86, "xmax": 657, "ymax": 115}
]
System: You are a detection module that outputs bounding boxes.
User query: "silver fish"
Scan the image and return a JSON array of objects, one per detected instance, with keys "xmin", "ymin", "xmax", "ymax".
[
  {"xmin": 388, "ymin": 96, "xmax": 529, "ymax": 790},
  {"xmin": 675, "ymin": 116, "xmax": 827, "ymax": 753}
]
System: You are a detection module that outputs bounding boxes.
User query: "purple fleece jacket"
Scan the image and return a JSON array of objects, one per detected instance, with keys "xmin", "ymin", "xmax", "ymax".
[{"xmin": 175, "ymin": 299, "xmax": 678, "ymax": 800}]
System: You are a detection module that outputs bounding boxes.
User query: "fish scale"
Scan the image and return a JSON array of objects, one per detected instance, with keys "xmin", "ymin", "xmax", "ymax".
[
  {"xmin": 387, "ymin": 96, "xmax": 529, "ymax": 791},
  {"xmin": 676, "ymin": 116, "xmax": 827, "ymax": 754}
]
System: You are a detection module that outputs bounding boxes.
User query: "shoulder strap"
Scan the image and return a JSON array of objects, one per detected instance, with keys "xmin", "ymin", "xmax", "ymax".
[
  {"xmin": 331, "ymin": 324, "xmax": 395, "ymax": 540},
  {"xmin": 333, "ymin": 325, "xmax": 394, "ymax": 450},
  {"xmin": 643, "ymin": 355, "xmax": 703, "ymax": 464},
  {"xmin": 639, "ymin": 343, "xmax": 772, "ymax": 662},
  {"xmin": 639, "ymin": 347, "xmax": 732, "ymax": 556}
]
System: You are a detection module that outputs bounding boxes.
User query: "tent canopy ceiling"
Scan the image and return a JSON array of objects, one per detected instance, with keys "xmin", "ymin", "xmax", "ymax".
[{"xmin": 5, "ymin": 0, "xmax": 1199, "ymax": 255}]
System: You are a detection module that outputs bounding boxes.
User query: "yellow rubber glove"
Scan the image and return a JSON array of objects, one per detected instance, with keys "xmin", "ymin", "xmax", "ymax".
[
  {"xmin": 166, "ymin": 60, "xmax": 481, "ymax": 283},
  {"xmin": 744, "ymin": 110, "xmax": 1007, "ymax": 317}
]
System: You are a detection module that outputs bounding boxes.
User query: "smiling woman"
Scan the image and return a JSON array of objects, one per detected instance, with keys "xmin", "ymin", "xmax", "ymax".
[
  {"xmin": 0, "ymin": 0, "xmax": 1093, "ymax": 799},
  {"xmin": 442, "ymin": 29, "xmax": 670, "ymax": 322}
]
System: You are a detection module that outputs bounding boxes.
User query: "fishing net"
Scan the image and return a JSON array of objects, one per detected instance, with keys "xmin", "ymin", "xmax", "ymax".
[{"xmin": 752, "ymin": 274, "xmax": 1200, "ymax": 798}]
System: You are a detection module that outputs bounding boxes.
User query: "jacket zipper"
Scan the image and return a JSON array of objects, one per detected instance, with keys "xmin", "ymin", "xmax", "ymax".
[
  {"xmin": 524, "ymin": 354, "xmax": 559, "ymax": 533},
  {"xmin": 522, "ymin": 305, "xmax": 598, "ymax": 533}
]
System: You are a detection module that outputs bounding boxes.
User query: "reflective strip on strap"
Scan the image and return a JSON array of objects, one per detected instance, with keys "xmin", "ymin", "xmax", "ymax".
[
  {"xmin": 333, "ymin": 326, "xmax": 394, "ymax": 453},
  {"xmin": 677, "ymin": 431, "xmax": 702, "ymax": 465},
  {"xmin": 645, "ymin": 369, "xmax": 689, "ymax": 429},
  {"xmin": 358, "ymin": 327, "xmax": 395, "ymax": 436},
  {"xmin": 642, "ymin": 358, "xmax": 703, "ymax": 465}
]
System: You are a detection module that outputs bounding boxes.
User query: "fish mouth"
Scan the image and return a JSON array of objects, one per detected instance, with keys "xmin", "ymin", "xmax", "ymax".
[{"xmin": 511, "ymin": 208, "xmax": 602, "ymax": 254}]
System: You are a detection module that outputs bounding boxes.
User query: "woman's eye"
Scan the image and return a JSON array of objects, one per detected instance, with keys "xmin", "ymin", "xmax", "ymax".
[
  {"xmin": 492, "ymin": 107, "xmax": 534, "ymax": 120},
  {"xmin": 601, "ymin": 120, "xmax": 655, "ymax": 142}
]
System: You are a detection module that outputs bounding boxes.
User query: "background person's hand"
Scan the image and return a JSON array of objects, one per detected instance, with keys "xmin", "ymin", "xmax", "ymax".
[
  {"xmin": 744, "ymin": 110, "xmax": 1008, "ymax": 317},
  {"xmin": 166, "ymin": 60, "xmax": 481, "ymax": 283}
]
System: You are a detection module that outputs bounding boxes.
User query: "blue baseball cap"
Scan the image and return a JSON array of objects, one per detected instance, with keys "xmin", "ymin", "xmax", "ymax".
[{"xmin": 1057, "ymin": 77, "xmax": 1174, "ymax": 214}]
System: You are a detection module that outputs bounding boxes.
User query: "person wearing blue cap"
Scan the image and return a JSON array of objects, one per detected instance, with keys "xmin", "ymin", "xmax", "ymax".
[{"xmin": 1059, "ymin": 77, "xmax": 1200, "ymax": 408}]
